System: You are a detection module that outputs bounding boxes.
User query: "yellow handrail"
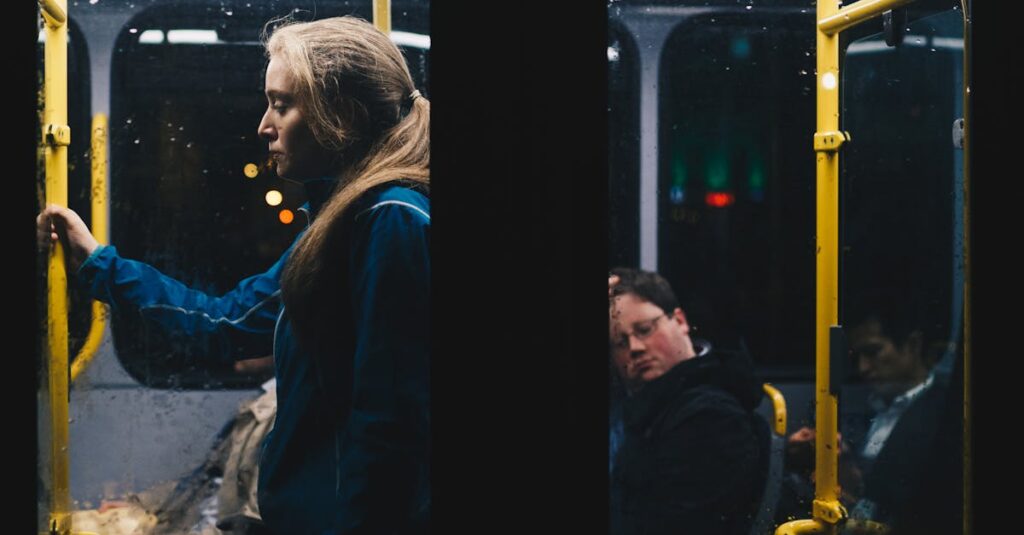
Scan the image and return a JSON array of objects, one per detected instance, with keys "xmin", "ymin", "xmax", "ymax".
[
  {"xmin": 818, "ymin": 0, "xmax": 915, "ymax": 36},
  {"xmin": 778, "ymin": 3, "xmax": 982, "ymax": 535},
  {"xmin": 763, "ymin": 384, "xmax": 787, "ymax": 437},
  {"xmin": 810, "ymin": 0, "xmax": 844, "ymax": 529},
  {"xmin": 776, "ymin": 519, "xmax": 829, "ymax": 535},
  {"xmin": 39, "ymin": 0, "xmax": 66, "ymax": 27},
  {"xmin": 373, "ymin": 0, "xmax": 391, "ymax": 35},
  {"xmin": 40, "ymin": 0, "xmax": 71, "ymax": 533},
  {"xmin": 70, "ymin": 114, "xmax": 109, "ymax": 383},
  {"xmin": 779, "ymin": 1, "xmax": 922, "ymax": 532}
]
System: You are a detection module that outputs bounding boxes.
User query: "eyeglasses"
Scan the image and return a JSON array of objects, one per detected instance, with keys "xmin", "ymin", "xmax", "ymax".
[{"xmin": 610, "ymin": 314, "xmax": 668, "ymax": 350}]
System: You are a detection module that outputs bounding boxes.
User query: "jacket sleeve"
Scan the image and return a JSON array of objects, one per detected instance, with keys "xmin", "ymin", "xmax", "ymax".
[
  {"xmin": 334, "ymin": 199, "xmax": 430, "ymax": 534},
  {"xmin": 75, "ymin": 238, "xmax": 298, "ymax": 362}
]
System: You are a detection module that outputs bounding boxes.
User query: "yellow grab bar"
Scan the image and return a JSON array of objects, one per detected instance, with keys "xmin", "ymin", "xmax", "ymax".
[
  {"xmin": 776, "ymin": 519, "xmax": 829, "ymax": 535},
  {"xmin": 70, "ymin": 114, "xmax": 109, "ymax": 383},
  {"xmin": 763, "ymin": 384, "xmax": 787, "ymax": 437},
  {"xmin": 811, "ymin": 0, "xmax": 845, "ymax": 528},
  {"xmin": 776, "ymin": 518, "xmax": 890, "ymax": 534},
  {"xmin": 39, "ymin": 0, "xmax": 67, "ymax": 27},
  {"xmin": 818, "ymin": 0, "xmax": 916, "ymax": 36},
  {"xmin": 41, "ymin": 0, "xmax": 71, "ymax": 532},
  {"xmin": 373, "ymin": 0, "xmax": 391, "ymax": 35}
]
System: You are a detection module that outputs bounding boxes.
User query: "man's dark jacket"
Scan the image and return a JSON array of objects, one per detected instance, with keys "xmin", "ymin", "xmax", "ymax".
[{"xmin": 611, "ymin": 346, "xmax": 769, "ymax": 535}]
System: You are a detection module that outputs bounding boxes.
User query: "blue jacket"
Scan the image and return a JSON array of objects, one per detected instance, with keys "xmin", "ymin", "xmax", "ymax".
[{"xmin": 78, "ymin": 184, "xmax": 431, "ymax": 534}]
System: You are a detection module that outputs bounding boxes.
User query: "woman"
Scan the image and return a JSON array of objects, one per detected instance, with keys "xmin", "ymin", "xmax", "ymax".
[{"xmin": 38, "ymin": 16, "xmax": 430, "ymax": 534}]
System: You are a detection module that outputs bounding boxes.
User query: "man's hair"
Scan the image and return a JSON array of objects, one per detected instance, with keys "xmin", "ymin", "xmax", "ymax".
[
  {"xmin": 845, "ymin": 286, "xmax": 948, "ymax": 367},
  {"xmin": 610, "ymin": 267, "xmax": 681, "ymax": 316}
]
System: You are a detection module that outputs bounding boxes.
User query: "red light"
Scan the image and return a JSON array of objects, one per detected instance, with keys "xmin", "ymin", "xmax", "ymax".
[{"xmin": 705, "ymin": 192, "xmax": 735, "ymax": 208}]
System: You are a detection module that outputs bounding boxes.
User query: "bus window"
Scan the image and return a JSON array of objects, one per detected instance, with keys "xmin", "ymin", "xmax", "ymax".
[
  {"xmin": 838, "ymin": 4, "xmax": 965, "ymax": 532},
  {"xmin": 107, "ymin": 2, "xmax": 429, "ymax": 389},
  {"xmin": 608, "ymin": 23, "xmax": 639, "ymax": 269},
  {"xmin": 109, "ymin": 5, "xmax": 304, "ymax": 388},
  {"xmin": 657, "ymin": 14, "xmax": 816, "ymax": 372}
]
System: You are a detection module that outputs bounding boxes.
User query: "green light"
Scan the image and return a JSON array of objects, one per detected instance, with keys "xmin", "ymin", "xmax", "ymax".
[
  {"xmin": 672, "ymin": 150, "xmax": 687, "ymax": 188},
  {"xmin": 706, "ymin": 146, "xmax": 729, "ymax": 191},
  {"xmin": 749, "ymin": 159, "xmax": 765, "ymax": 190},
  {"xmin": 730, "ymin": 36, "xmax": 751, "ymax": 60}
]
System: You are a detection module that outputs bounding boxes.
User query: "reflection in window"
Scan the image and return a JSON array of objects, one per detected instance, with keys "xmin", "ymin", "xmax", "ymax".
[
  {"xmin": 110, "ymin": 10, "xmax": 303, "ymax": 388},
  {"xmin": 838, "ymin": 8, "xmax": 965, "ymax": 533},
  {"xmin": 657, "ymin": 15, "xmax": 816, "ymax": 371}
]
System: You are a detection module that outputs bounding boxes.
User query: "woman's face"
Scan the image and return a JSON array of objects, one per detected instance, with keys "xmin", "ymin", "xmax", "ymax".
[{"xmin": 258, "ymin": 57, "xmax": 336, "ymax": 181}]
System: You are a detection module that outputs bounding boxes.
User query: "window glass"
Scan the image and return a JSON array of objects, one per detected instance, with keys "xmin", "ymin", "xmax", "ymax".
[
  {"xmin": 107, "ymin": 1, "xmax": 429, "ymax": 388},
  {"xmin": 658, "ymin": 14, "xmax": 816, "ymax": 371},
  {"xmin": 839, "ymin": 6, "xmax": 965, "ymax": 530}
]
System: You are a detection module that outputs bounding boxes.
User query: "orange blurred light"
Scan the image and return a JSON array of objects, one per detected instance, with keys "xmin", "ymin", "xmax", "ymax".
[
  {"xmin": 279, "ymin": 209, "xmax": 294, "ymax": 224},
  {"xmin": 705, "ymin": 192, "xmax": 735, "ymax": 208}
]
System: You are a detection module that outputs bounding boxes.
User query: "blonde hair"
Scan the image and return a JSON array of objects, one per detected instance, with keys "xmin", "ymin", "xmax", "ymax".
[{"xmin": 265, "ymin": 16, "xmax": 429, "ymax": 343}]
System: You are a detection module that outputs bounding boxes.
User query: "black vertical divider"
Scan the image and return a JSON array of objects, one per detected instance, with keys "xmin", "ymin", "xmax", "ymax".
[{"xmin": 431, "ymin": 3, "xmax": 610, "ymax": 531}]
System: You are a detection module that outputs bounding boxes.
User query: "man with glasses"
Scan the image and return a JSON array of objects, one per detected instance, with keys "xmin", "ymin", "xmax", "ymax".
[{"xmin": 608, "ymin": 268, "xmax": 768, "ymax": 535}]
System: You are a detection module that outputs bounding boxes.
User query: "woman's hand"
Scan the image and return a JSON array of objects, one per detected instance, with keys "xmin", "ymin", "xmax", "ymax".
[{"xmin": 37, "ymin": 204, "xmax": 99, "ymax": 272}]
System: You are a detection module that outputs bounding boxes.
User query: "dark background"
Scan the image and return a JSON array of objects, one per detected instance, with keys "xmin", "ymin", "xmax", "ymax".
[
  {"xmin": 430, "ymin": 3, "xmax": 608, "ymax": 531},
  {"xmin": 967, "ymin": 0, "xmax": 1011, "ymax": 532}
]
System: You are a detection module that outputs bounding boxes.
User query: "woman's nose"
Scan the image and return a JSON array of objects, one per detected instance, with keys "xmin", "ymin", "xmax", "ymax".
[{"xmin": 257, "ymin": 110, "xmax": 276, "ymax": 141}]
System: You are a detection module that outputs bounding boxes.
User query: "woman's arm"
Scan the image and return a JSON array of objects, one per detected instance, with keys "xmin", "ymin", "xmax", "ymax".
[{"xmin": 39, "ymin": 204, "xmax": 292, "ymax": 362}]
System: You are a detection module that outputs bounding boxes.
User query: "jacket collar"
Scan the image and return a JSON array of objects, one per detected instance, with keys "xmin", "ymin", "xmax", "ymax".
[
  {"xmin": 623, "ymin": 341, "xmax": 762, "ymax": 431},
  {"xmin": 295, "ymin": 176, "xmax": 339, "ymax": 227}
]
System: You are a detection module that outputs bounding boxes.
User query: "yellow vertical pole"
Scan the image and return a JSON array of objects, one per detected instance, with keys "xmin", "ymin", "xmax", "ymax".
[
  {"xmin": 812, "ymin": 0, "xmax": 843, "ymax": 529},
  {"xmin": 41, "ymin": 0, "xmax": 72, "ymax": 533},
  {"xmin": 373, "ymin": 0, "xmax": 391, "ymax": 35},
  {"xmin": 779, "ymin": 3, "xmax": 943, "ymax": 533}
]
